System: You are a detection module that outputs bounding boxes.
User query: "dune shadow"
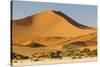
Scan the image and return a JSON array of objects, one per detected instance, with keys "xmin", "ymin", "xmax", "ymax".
[
  {"xmin": 13, "ymin": 16, "xmax": 33, "ymax": 26},
  {"xmin": 28, "ymin": 42, "xmax": 46, "ymax": 48},
  {"xmin": 53, "ymin": 10, "xmax": 91, "ymax": 29},
  {"xmin": 63, "ymin": 41, "xmax": 87, "ymax": 49}
]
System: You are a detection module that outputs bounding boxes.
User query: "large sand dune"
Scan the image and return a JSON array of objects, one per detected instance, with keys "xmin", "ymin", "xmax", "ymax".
[{"xmin": 12, "ymin": 10, "xmax": 96, "ymax": 46}]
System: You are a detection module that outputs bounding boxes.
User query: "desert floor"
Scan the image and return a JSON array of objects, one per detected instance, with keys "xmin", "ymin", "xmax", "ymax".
[{"xmin": 12, "ymin": 57, "xmax": 97, "ymax": 67}]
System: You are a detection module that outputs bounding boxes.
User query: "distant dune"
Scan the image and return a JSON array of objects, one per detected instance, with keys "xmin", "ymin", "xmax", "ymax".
[{"xmin": 12, "ymin": 10, "xmax": 97, "ymax": 56}]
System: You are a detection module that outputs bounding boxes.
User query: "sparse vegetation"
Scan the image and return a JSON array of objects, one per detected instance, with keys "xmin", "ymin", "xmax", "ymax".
[
  {"xmin": 11, "ymin": 52, "xmax": 30, "ymax": 60},
  {"xmin": 45, "ymin": 50, "xmax": 62, "ymax": 59},
  {"xmin": 12, "ymin": 48, "xmax": 97, "ymax": 62}
]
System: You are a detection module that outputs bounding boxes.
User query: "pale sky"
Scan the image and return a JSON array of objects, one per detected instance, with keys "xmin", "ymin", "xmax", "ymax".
[{"xmin": 12, "ymin": 1, "xmax": 97, "ymax": 27}]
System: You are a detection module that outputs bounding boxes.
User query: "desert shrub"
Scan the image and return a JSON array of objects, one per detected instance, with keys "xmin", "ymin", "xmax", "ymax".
[
  {"xmin": 80, "ymin": 48, "xmax": 92, "ymax": 57},
  {"xmin": 66, "ymin": 49, "xmax": 80, "ymax": 56},
  {"xmin": 80, "ymin": 48, "xmax": 97, "ymax": 57},
  {"xmin": 63, "ymin": 50, "xmax": 73, "ymax": 57},
  {"xmin": 31, "ymin": 52, "xmax": 48, "ymax": 61},
  {"xmin": 14, "ymin": 60, "xmax": 18, "ymax": 63},
  {"xmin": 61, "ymin": 50, "xmax": 71, "ymax": 57},
  {"xmin": 71, "ymin": 56, "xmax": 77, "ymax": 59},
  {"xmin": 45, "ymin": 51, "xmax": 56, "ymax": 58},
  {"xmin": 22, "ymin": 56, "xmax": 30, "ymax": 59},
  {"xmin": 11, "ymin": 52, "xmax": 30, "ymax": 60},
  {"xmin": 91, "ymin": 49, "xmax": 97, "ymax": 57},
  {"xmin": 34, "ymin": 58, "xmax": 40, "ymax": 61},
  {"xmin": 62, "ymin": 49, "xmax": 83, "ymax": 59},
  {"xmin": 32, "ymin": 52, "xmax": 46, "ymax": 58},
  {"xmin": 11, "ymin": 52, "xmax": 16, "ymax": 60},
  {"xmin": 71, "ymin": 50, "xmax": 80, "ymax": 56},
  {"xmin": 45, "ymin": 50, "xmax": 62, "ymax": 59},
  {"xmin": 81, "ymin": 48, "xmax": 91, "ymax": 53}
]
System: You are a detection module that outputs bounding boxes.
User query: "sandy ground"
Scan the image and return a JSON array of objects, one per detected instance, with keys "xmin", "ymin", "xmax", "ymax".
[{"xmin": 12, "ymin": 57, "xmax": 97, "ymax": 67}]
